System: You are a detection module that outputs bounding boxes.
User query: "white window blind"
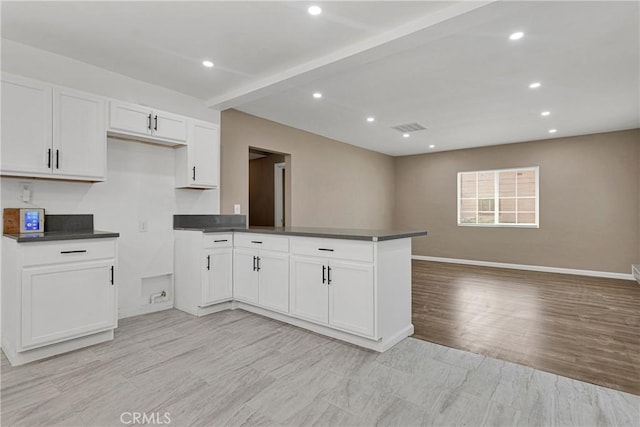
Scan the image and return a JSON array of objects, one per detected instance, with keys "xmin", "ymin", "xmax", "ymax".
[{"xmin": 457, "ymin": 167, "xmax": 539, "ymax": 227}]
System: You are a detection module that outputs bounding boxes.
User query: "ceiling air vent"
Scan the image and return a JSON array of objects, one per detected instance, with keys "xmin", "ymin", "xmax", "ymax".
[{"xmin": 391, "ymin": 122, "xmax": 427, "ymax": 133}]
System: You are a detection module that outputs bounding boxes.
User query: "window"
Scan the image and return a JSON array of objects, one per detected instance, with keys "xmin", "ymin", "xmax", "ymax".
[{"xmin": 457, "ymin": 167, "xmax": 539, "ymax": 227}]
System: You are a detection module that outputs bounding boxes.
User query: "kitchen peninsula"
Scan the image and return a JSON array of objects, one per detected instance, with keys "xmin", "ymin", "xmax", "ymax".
[{"xmin": 174, "ymin": 215, "xmax": 426, "ymax": 352}]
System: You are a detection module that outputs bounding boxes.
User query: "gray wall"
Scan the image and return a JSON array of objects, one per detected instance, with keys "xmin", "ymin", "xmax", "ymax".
[
  {"xmin": 394, "ymin": 129, "xmax": 640, "ymax": 274},
  {"xmin": 221, "ymin": 109, "xmax": 395, "ymax": 229}
]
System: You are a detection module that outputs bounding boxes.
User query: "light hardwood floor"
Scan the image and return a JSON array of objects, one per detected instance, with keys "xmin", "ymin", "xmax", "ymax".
[
  {"xmin": 1, "ymin": 308, "xmax": 638, "ymax": 426},
  {"xmin": 411, "ymin": 260, "xmax": 640, "ymax": 396}
]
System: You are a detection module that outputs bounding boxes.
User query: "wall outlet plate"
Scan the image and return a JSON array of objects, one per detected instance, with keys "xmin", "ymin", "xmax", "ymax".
[
  {"xmin": 138, "ymin": 220, "xmax": 148, "ymax": 232},
  {"xmin": 20, "ymin": 182, "xmax": 32, "ymax": 202},
  {"xmin": 234, "ymin": 204, "xmax": 241, "ymax": 214}
]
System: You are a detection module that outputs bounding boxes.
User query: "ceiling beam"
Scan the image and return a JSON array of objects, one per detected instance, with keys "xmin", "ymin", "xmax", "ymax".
[{"xmin": 205, "ymin": 0, "xmax": 496, "ymax": 110}]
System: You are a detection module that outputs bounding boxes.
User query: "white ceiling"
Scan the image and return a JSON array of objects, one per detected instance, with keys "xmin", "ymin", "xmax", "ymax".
[{"xmin": 2, "ymin": 1, "xmax": 638, "ymax": 156}]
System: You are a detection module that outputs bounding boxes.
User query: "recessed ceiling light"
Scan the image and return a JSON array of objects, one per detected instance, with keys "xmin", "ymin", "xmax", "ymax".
[
  {"xmin": 529, "ymin": 82, "xmax": 541, "ymax": 89},
  {"xmin": 308, "ymin": 5, "xmax": 322, "ymax": 16},
  {"xmin": 429, "ymin": 144, "xmax": 435, "ymax": 148},
  {"xmin": 366, "ymin": 117, "xmax": 375, "ymax": 122},
  {"xmin": 202, "ymin": 60, "xmax": 214, "ymax": 68},
  {"xmin": 402, "ymin": 133, "xmax": 410, "ymax": 138},
  {"xmin": 548, "ymin": 129, "xmax": 557, "ymax": 134},
  {"xmin": 312, "ymin": 92, "xmax": 322, "ymax": 99},
  {"xmin": 509, "ymin": 32, "xmax": 524, "ymax": 41},
  {"xmin": 541, "ymin": 111, "xmax": 551, "ymax": 116}
]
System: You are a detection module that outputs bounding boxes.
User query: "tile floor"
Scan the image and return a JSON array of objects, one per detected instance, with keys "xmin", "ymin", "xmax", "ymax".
[{"xmin": 1, "ymin": 309, "xmax": 638, "ymax": 426}]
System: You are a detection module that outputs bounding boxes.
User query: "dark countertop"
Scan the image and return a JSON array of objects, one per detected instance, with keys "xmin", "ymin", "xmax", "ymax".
[
  {"xmin": 4, "ymin": 230, "xmax": 120, "ymax": 243},
  {"xmin": 176, "ymin": 226, "xmax": 427, "ymax": 242},
  {"xmin": 174, "ymin": 214, "xmax": 246, "ymax": 230},
  {"xmin": 3, "ymin": 214, "xmax": 119, "ymax": 243}
]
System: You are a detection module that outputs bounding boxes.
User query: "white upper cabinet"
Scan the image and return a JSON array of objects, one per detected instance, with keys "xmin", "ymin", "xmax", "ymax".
[
  {"xmin": 2, "ymin": 74, "xmax": 219, "ymax": 187},
  {"xmin": 1, "ymin": 74, "xmax": 106, "ymax": 182},
  {"xmin": 108, "ymin": 100, "xmax": 187, "ymax": 146},
  {"xmin": 108, "ymin": 101, "xmax": 152, "ymax": 138},
  {"xmin": 175, "ymin": 120, "xmax": 220, "ymax": 189},
  {"xmin": 1, "ymin": 75, "xmax": 53, "ymax": 176},
  {"xmin": 154, "ymin": 110, "xmax": 189, "ymax": 143},
  {"xmin": 53, "ymin": 88, "xmax": 106, "ymax": 180}
]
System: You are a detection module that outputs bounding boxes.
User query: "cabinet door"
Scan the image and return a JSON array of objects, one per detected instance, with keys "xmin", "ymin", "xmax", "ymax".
[
  {"xmin": 290, "ymin": 256, "xmax": 328, "ymax": 324},
  {"xmin": 1, "ymin": 75, "xmax": 53, "ymax": 176},
  {"xmin": 202, "ymin": 248, "xmax": 233, "ymax": 305},
  {"xmin": 191, "ymin": 121, "xmax": 219, "ymax": 187},
  {"xmin": 152, "ymin": 110, "xmax": 187, "ymax": 143},
  {"xmin": 53, "ymin": 88, "xmax": 106, "ymax": 180},
  {"xmin": 21, "ymin": 260, "xmax": 116, "ymax": 350},
  {"xmin": 258, "ymin": 251, "xmax": 289, "ymax": 313},
  {"xmin": 109, "ymin": 101, "xmax": 151, "ymax": 137},
  {"xmin": 233, "ymin": 249, "xmax": 259, "ymax": 304},
  {"xmin": 328, "ymin": 260, "xmax": 375, "ymax": 337}
]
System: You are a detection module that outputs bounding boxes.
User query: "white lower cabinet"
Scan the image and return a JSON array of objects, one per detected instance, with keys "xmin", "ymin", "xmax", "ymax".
[
  {"xmin": 233, "ymin": 248, "xmax": 289, "ymax": 313},
  {"xmin": 290, "ymin": 256, "xmax": 328, "ymax": 324},
  {"xmin": 21, "ymin": 260, "xmax": 116, "ymax": 349},
  {"xmin": 1, "ymin": 237, "xmax": 118, "ymax": 366},
  {"xmin": 202, "ymin": 248, "xmax": 233, "ymax": 306},
  {"xmin": 327, "ymin": 260, "xmax": 375, "ymax": 337},
  {"xmin": 174, "ymin": 231, "xmax": 233, "ymax": 315},
  {"xmin": 232, "ymin": 249, "xmax": 259, "ymax": 304},
  {"xmin": 257, "ymin": 251, "xmax": 289, "ymax": 313},
  {"xmin": 291, "ymin": 256, "xmax": 374, "ymax": 337},
  {"xmin": 174, "ymin": 230, "xmax": 413, "ymax": 352}
]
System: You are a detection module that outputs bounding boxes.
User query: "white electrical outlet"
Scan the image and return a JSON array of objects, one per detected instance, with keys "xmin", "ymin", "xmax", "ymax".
[
  {"xmin": 20, "ymin": 182, "xmax": 32, "ymax": 202},
  {"xmin": 138, "ymin": 220, "xmax": 148, "ymax": 232},
  {"xmin": 234, "ymin": 204, "xmax": 241, "ymax": 214}
]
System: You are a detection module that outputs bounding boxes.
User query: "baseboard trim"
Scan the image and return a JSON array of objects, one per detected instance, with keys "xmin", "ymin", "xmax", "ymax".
[
  {"xmin": 412, "ymin": 255, "xmax": 635, "ymax": 281},
  {"xmin": 232, "ymin": 302, "xmax": 412, "ymax": 353}
]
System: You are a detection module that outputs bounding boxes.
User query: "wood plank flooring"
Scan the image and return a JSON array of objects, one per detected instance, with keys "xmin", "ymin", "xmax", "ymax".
[
  {"xmin": 411, "ymin": 260, "xmax": 640, "ymax": 396},
  {"xmin": 2, "ymin": 308, "xmax": 638, "ymax": 426}
]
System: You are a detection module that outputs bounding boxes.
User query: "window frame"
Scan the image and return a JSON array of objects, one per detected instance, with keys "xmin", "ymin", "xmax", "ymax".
[{"xmin": 457, "ymin": 166, "xmax": 540, "ymax": 228}]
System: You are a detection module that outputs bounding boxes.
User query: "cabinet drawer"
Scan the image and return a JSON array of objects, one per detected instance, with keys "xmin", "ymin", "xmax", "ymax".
[
  {"xmin": 291, "ymin": 237, "xmax": 373, "ymax": 263},
  {"xmin": 21, "ymin": 239, "xmax": 116, "ymax": 267},
  {"xmin": 234, "ymin": 233, "xmax": 289, "ymax": 252},
  {"xmin": 203, "ymin": 233, "xmax": 233, "ymax": 248}
]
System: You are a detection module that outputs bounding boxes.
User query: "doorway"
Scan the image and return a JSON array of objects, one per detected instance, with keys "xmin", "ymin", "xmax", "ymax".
[
  {"xmin": 274, "ymin": 162, "xmax": 285, "ymax": 227},
  {"xmin": 248, "ymin": 148, "xmax": 288, "ymax": 227}
]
